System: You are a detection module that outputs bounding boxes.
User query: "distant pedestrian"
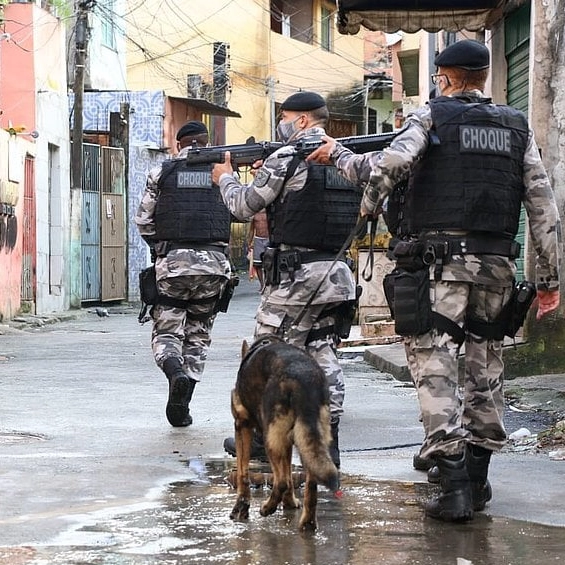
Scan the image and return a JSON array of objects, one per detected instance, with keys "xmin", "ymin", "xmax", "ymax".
[
  {"xmin": 308, "ymin": 40, "xmax": 562, "ymax": 522},
  {"xmin": 246, "ymin": 209, "xmax": 269, "ymax": 289},
  {"xmin": 135, "ymin": 120, "xmax": 233, "ymax": 427}
]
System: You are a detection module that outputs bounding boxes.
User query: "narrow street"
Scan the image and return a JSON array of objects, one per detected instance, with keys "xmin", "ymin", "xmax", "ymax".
[{"xmin": 0, "ymin": 276, "xmax": 564, "ymax": 564}]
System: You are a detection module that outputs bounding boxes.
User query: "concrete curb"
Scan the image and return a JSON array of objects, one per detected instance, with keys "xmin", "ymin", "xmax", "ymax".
[{"xmin": 363, "ymin": 342, "xmax": 412, "ymax": 382}]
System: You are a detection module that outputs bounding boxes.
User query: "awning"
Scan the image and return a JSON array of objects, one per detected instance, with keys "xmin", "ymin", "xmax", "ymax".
[
  {"xmin": 336, "ymin": 0, "xmax": 507, "ymax": 34},
  {"xmin": 168, "ymin": 96, "xmax": 241, "ymax": 118}
]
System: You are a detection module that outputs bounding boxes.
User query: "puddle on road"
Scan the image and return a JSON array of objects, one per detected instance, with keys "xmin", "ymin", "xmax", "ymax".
[{"xmin": 14, "ymin": 459, "xmax": 565, "ymax": 565}]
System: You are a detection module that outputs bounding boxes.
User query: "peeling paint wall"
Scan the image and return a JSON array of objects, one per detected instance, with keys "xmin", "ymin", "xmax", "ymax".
[
  {"xmin": 516, "ymin": 0, "xmax": 565, "ymax": 371},
  {"xmin": 0, "ymin": 132, "xmax": 35, "ymax": 321},
  {"xmin": 530, "ymin": 0, "xmax": 565, "ymax": 285}
]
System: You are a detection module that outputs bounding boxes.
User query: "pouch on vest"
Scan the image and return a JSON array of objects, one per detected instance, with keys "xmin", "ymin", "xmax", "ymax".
[
  {"xmin": 386, "ymin": 268, "xmax": 432, "ymax": 336},
  {"xmin": 391, "ymin": 240, "xmax": 425, "ymax": 272}
]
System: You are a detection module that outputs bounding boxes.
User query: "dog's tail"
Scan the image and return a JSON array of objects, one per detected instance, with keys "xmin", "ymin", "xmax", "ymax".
[{"xmin": 294, "ymin": 408, "xmax": 340, "ymax": 493}]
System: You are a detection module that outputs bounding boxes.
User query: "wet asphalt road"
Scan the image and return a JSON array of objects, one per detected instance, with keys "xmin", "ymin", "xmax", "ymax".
[{"xmin": 0, "ymin": 276, "xmax": 564, "ymax": 564}]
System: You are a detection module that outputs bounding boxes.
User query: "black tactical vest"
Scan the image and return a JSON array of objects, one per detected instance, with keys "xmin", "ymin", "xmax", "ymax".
[
  {"xmin": 406, "ymin": 96, "xmax": 529, "ymax": 237},
  {"xmin": 267, "ymin": 159, "xmax": 362, "ymax": 251},
  {"xmin": 154, "ymin": 159, "xmax": 231, "ymax": 243}
]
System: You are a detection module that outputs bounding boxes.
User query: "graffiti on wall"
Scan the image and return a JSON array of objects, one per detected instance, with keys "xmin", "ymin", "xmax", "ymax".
[
  {"xmin": 0, "ymin": 214, "xmax": 17, "ymax": 251},
  {"xmin": 0, "ymin": 179, "xmax": 19, "ymax": 252}
]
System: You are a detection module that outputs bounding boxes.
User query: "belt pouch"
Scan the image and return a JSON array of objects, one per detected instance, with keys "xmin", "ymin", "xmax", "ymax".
[
  {"xmin": 392, "ymin": 268, "xmax": 432, "ymax": 336},
  {"xmin": 262, "ymin": 248, "xmax": 280, "ymax": 286}
]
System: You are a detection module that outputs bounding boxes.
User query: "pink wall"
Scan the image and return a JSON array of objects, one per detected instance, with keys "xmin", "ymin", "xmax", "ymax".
[
  {"xmin": 1, "ymin": 4, "xmax": 36, "ymax": 133},
  {"xmin": 0, "ymin": 4, "xmax": 35, "ymax": 320},
  {"xmin": 0, "ymin": 173, "xmax": 24, "ymax": 320}
]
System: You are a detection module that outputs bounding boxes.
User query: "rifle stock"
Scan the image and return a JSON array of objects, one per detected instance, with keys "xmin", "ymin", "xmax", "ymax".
[{"xmin": 184, "ymin": 131, "xmax": 396, "ymax": 167}]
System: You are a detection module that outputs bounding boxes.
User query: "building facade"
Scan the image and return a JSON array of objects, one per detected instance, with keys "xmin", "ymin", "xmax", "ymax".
[{"xmin": 0, "ymin": 1, "xmax": 70, "ymax": 320}]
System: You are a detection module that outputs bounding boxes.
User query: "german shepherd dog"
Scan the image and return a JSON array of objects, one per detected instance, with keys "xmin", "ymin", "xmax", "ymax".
[{"xmin": 229, "ymin": 335, "xmax": 341, "ymax": 531}]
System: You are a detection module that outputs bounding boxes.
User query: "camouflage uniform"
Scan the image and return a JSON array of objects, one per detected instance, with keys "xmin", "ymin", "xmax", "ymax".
[
  {"xmin": 217, "ymin": 126, "xmax": 356, "ymax": 420},
  {"xmin": 329, "ymin": 91, "xmax": 562, "ymax": 458},
  {"xmin": 135, "ymin": 146, "xmax": 231, "ymax": 380}
]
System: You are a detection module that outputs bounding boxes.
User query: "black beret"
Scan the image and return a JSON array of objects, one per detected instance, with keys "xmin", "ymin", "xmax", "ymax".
[
  {"xmin": 434, "ymin": 39, "xmax": 490, "ymax": 71},
  {"xmin": 176, "ymin": 120, "xmax": 208, "ymax": 141},
  {"xmin": 280, "ymin": 91, "xmax": 326, "ymax": 111}
]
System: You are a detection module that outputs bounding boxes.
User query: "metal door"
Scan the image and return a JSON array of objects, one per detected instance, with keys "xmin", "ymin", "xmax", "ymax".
[
  {"xmin": 81, "ymin": 143, "xmax": 101, "ymax": 301},
  {"xmin": 21, "ymin": 155, "xmax": 36, "ymax": 309},
  {"xmin": 505, "ymin": 3, "xmax": 530, "ymax": 280},
  {"xmin": 100, "ymin": 146, "xmax": 126, "ymax": 301}
]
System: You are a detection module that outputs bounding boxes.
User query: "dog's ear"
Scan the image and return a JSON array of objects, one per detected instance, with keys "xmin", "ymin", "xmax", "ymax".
[{"xmin": 241, "ymin": 339, "xmax": 249, "ymax": 357}]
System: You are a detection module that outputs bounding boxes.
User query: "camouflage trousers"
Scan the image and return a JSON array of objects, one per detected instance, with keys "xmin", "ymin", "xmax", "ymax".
[
  {"xmin": 151, "ymin": 275, "xmax": 227, "ymax": 381},
  {"xmin": 255, "ymin": 300, "xmax": 345, "ymax": 422},
  {"xmin": 405, "ymin": 280, "xmax": 513, "ymax": 459}
]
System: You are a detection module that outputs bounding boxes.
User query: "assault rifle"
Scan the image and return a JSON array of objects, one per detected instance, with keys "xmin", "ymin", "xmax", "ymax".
[{"xmin": 184, "ymin": 131, "xmax": 396, "ymax": 168}]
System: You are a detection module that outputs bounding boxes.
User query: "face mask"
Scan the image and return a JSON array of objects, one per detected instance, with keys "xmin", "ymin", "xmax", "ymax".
[{"xmin": 276, "ymin": 115, "xmax": 302, "ymax": 143}]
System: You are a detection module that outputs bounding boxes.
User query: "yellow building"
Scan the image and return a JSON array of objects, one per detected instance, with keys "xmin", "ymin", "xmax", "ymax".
[{"xmin": 126, "ymin": 0, "xmax": 367, "ymax": 144}]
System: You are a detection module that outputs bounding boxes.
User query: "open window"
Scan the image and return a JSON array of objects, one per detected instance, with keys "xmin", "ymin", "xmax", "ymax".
[{"xmin": 270, "ymin": 0, "xmax": 314, "ymax": 44}]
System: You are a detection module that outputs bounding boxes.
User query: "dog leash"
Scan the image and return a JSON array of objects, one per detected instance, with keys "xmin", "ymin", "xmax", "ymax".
[
  {"xmin": 287, "ymin": 216, "xmax": 370, "ymax": 335},
  {"xmin": 360, "ymin": 218, "xmax": 378, "ymax": 282}
]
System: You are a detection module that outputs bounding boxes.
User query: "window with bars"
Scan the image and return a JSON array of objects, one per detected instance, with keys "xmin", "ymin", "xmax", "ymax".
[{"xmin": 321, "ymin": 5, "xmax": 333, "ymax": 52}]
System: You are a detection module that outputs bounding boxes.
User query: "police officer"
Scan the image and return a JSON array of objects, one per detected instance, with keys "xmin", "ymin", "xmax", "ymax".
[
  {"xmin": 212, "ymin": 91, "xmax": 361, "ymax": 468},
  {"xmin": 308, "ymin": 40, "xmax": 562, "ymax": 522},
  {"xmin": 135, "ymin": 120, "xmax": 232, "ymax": 427}
]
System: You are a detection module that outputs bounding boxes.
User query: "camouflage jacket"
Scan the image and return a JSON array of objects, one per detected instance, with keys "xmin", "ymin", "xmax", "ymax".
[
  {"xmin": 330, "ymin": 91, "xmax": 562, "ymax": 291},
  {"xmin": 135, "ymin": 147, "xmax": 231, "ymax": 281},
  {"xmin": 218, "ymin": 126, "xmax": 356, "ymax": 305}
]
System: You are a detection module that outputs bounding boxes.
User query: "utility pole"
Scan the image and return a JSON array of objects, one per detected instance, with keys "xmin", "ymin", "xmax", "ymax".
[
  {"xmin": 69, "ymin": 0, "xmax": 93, "ymax": 308},
  {"xmin": 212, "ymin": 41, "xmax": 228, "ymax": 144}
]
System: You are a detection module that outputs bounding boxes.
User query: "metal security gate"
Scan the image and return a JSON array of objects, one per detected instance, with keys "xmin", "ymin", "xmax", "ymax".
[
  {"xmin": 21, "ymin": 155, "xmax": 36, "ymax": 309},
  {"xmin": 81, "ymin": 143, "xmax": 101, "ymax": 301},
  {"xmin": 81, "ymin": 144, "xmax": 126, "ymax": 302},
  {"xmin": 100, "ymin": 147, "xmax": 126, "ymax": 301},
  {"xmin": 505, "ymin": 3, "xmax": 530, "ymax": 280}
]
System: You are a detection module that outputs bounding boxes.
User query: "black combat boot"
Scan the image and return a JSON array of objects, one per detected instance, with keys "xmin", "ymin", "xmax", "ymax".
[
  {"xmin": 413, "ymin": 452, "xmax": 435, "ymax": 471},
  {"xmin": 162, "ymin": 357, "xmax": 195, "ymax": 427},
  {"xmin": 424, "ymin": 452, "xmax": 474, "ymax": 522},
  {"xmin": 412, "ymin": 451, "xmax": 439, "ymax": 482},
  {"xmin": 427, "ymin": 464, "xmax": 441, "ymax": 484},
  {"xmin": 223, "ymin": 432, "xmax": 268, "ymax": 462},
  {"xmin": 466, "ymin": 444, "xmax": 493, "ymax": 511},
  {"xmin": 329, "ymin": 419, "xmax": 341, "ymax": 469}
]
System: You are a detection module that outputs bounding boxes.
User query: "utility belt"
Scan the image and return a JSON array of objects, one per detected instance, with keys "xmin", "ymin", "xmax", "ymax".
[
  {"xmin": 262, "ymin": 247, "xmax": 344, "ymax": 285},
  {"xmin": 384, "ymin": 234, "xmax": 533, "ymax": 341},
  {"xmin": 390, "ymin": 235, "xmax": 521, "ymax": 280},
  {"xmin": 137, "ymin": 264, "xmax": 238, "ymax": 324},
  {"xmin": 423, "ymin": 234, "xmax": 520, "ymax": 281},
  {"xmin": 154, "ymin": 240, "xmax": 229, "ymax": 257}
]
